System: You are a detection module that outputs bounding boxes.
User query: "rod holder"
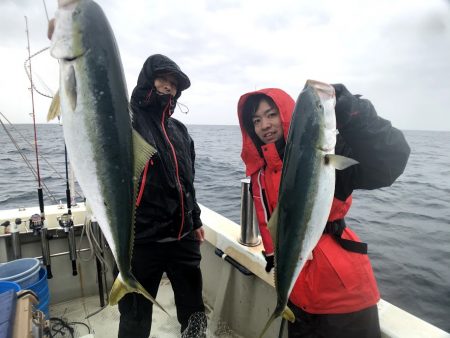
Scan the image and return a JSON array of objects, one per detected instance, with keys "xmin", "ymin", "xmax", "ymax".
[
  {"xmin": 30, "ymin": 214, "xmax": 53, "ymax": 278},
  {"xmin": 11, "ymin": 219, "xmax": 22, "ymax": 259},
  {"xmin": 1, "ymin": 220, "xmax": 22, "ymax": 259},
  {"xmin": 40, "ymin": 227, "xmax": 53, "ymax": 279},
  {"xmin": 58, "ymin": 213, "xmax": 78, "ymax": 276},
  {"xmin": 239, "ymin": 178, "xmax": 261, "ymax": 247}
]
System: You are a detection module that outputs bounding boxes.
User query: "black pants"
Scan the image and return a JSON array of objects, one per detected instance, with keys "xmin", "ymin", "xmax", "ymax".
[
  {"xmin": 117, "ymin": 233, "xmax": 206, "ymax": 338},
  {"xmin": 287, "ymin": 301, "xmax": 381, "ymax": 338}
]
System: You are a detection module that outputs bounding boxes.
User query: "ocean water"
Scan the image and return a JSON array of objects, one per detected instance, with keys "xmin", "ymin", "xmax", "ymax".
[{"xmin": 0, "ymin": 124, "xmax": 449, "ymax": 332}]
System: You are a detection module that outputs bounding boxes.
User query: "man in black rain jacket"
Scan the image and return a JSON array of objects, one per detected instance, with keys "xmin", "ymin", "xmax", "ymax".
[{"xmin": 117, "ymin": 54, "xmax": 206, "ymax": 338}]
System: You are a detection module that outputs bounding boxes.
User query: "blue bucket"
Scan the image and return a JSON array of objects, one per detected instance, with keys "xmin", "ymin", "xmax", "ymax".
[
  {"xmin": 28, "ymin": 268, "xmax": 50, "ymax": 318},
  {"xmin": 0, "ymin": 258, "xmax": 41, "ymax": 288},
  {"xmin": 0, "ymin": 281, "xmax": 21, "ymax": 294}
]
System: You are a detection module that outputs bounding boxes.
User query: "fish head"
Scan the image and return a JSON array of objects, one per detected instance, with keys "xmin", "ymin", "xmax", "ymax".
[
  {"xmin": 49, "ymin": 0, "xmax": 122, "ymax": 116},
  {"xmin": 306, "ymin": 80, "xmax": 337, "ymax": 153},
  {"xmin": 50, "ymin": 0, "xmax": 89, "ymax": 114},
  {"xmin": 50, "ymin": 0, "xmax": 86, "ymax": 62}
]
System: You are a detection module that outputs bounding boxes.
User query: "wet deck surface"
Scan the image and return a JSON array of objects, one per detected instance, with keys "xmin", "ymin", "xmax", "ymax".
[{"xmin": 49, "ymin": 277, "xmax": 240, "ymax": 338}]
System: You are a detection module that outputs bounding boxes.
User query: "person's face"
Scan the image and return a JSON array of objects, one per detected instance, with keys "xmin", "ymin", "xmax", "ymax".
[
  {"xmin": 252, "ymin": 99, "xmax": 284, "ymax": 144},
  {"xmin": 154, "ymin": 73, "xmax": 178, "ymax": 97}
]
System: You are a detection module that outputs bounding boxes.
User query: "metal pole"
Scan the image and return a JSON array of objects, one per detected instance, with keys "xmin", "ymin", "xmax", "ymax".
[
  {"xmin": 91, "ymin": 218, "xmax": 106, "ymax": 307},
  {"xmin": 239, "ymin": 178, "xmax": 261, "ymax": 247}
]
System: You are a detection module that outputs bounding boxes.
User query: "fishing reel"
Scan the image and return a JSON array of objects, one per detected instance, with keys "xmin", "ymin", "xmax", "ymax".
[
  {"xmin": 29, "ymin": 214, "xmax": 44, "ymax": 236},
  {"xmin": 58, "ymin": 213, "xmax": 74, "ymax": 232},
  {"xmin": 58, "ymin": 213, "xmax": 78, "ymax": 276}
]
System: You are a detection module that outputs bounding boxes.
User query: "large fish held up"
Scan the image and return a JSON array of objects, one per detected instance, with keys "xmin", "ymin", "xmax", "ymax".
[
  {"xmin": 260, "ymin": 80, "xmax": 358, "ymax": 337},
  {"xmin": 49, "ymin": 0, "xmax": 165, "ymax": 311}
]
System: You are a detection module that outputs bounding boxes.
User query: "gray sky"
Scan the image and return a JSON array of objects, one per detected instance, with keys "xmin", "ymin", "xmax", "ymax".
[{"xmin": 1, "ymin": 0, "xmax": 449, "ymax": 130}]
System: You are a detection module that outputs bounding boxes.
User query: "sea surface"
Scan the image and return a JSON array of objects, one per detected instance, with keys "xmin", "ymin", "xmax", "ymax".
[{"xmin": 0, "ymin": 124, "xmax": 449, "ymax": 332}]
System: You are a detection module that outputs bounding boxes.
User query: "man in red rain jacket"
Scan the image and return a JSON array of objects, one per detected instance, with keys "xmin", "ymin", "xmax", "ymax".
[{"xmin": 237, "ymin": 85, "xmax": 410, "ymax": 337}]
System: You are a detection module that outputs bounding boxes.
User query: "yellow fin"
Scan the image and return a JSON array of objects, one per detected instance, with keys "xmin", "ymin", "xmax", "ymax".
[
  {"xmin": 109, "ymin": 273, "xmax": 168, "ymax": 315},
  {"xmin": 282, "ymin": 306, "xmax": 295, "ymax": 322},
  {"xmin": 130, "ymin": 128, "xmax": 157, "ymax": 245},
  {"xmin": 132, "ymin": 129, "xmax": 157, "ymax": 185},
  {"xmin": 259, "ymin": 305, "xmax": 296, "ymax": 337},
  {"xmin": 47, "ymin": 90, "xmax": 61, "ymax": 121}
]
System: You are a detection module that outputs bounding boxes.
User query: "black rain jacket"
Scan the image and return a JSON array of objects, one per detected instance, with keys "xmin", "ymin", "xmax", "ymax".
[{"xmin": 130, "ymin": 54, "xmax": 202, "ymax": 243}]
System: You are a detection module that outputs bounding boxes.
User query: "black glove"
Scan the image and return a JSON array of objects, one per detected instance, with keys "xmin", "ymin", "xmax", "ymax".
[
  {"xmin": 262, "ymin": 251, "xmax": 274, "ymax": 273},
  {"xmin": 331, "ymin": 83, "xmax": 359, "ymax": 130}
]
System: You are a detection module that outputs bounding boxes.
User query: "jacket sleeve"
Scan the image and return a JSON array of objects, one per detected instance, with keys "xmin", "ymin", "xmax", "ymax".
[
  {"xmin": 250, "ymin": 177, "xmax": 275, "ymax": 254},
  {"xmin": 333, "ymin": 86, "xmax": 411, "ymax": 201},
  {"xmin": 190, "ymin": 137, "xmax": 203, "ymax": 229}
]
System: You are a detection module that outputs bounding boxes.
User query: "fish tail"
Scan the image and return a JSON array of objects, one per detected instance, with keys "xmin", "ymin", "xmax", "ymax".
[
  {"xmin": 259, "ymin": 312, "xmax": 277, "ymax": 338},
  {"xmin": 109, "ymin": 273, "xmax": 169, "ymax": 315},
  {"xmin": 282, "ymin": 306, "xmax": 295, "ymax": 322},
  {"xmin": 259, "ymin": 305, "xmax": 296, "ymax": 338}
]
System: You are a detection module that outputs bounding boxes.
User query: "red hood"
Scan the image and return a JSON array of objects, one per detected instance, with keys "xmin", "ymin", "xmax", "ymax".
[{"xmin": 237, "ymin": 88, "xmax": 295, "ymax": 176}]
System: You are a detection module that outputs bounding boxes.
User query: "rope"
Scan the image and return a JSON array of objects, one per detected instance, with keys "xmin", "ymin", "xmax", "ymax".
[
  {"xmin": 42, "ymin": 0, "xmax": 50, "ymax": 23},
  {"xmin": 77, "ymin": 216, "xmax": 112, "ymax": 274},
  {"xmin": 23, "ymin": 46, "xmax": 54, "ymax": 99}
]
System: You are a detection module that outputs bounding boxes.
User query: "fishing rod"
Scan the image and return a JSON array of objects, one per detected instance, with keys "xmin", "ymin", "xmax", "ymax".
[
  {"xmin": 38, "ymin": 0, "xmax": 79, "ymax": 277},
  {"xmin": 58, "ymin": 145, "xmax": 78, "ymax": 276},
  {"xmin": 25, "ymin": 16, "xmax": 53, "ymax": 279},
  {"xmin": 0, "ymin": 112, "xmax": 83, "ymax": 200},
  {"xmin": 0, "ymin": 115, "xmax": 59, "ymax": 204}
]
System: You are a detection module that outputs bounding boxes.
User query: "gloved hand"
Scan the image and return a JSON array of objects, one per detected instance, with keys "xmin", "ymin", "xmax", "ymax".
[
  {"xmin": 331, "ymin": 83, "xmax": 358, "ymax": 130},
  {"xmin": 262, "ymin": 251, "xmax": 274, "ymax": 272}
]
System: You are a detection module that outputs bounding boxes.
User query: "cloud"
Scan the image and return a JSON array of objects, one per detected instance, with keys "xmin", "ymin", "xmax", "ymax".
[{"xmin": 0, "ymin": 0, "xmax": 449, "ymax": 130}]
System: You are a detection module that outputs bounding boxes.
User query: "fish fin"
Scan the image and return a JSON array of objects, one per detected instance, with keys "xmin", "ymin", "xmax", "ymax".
[
  {"xmin": 47, "ymin": 90, "xmax": 61, "ymax": 121},
  {"xmin": 129, "ymin": 129, "xmax": 157, "ymax": 259},
  {"xmin": 258, "ymin": 312, "xmax": 277, "ymax": 338},
  {"xmin": 282, "ymin": 306, "xmax": 295, "ymax": 322},
  {"xmin": 109, "ymin": 273, "xmax": 169, "ymax": 315},
  {"xmin": 326, "ymin": 154, "xmax": 359, "ymax": 170},
  {"xmin": 267, "ymin": 205, "xmax": 279, "ymax": 241},
  {"xmin": 132, "ymin": 129, "xmax": 157, "ymax": 181}
]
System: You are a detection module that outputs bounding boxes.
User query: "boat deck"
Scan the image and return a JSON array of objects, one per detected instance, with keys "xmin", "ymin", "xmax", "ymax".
[{"xmin": 48, "ymin": 276, "xmax": 240, "ymax": 338}]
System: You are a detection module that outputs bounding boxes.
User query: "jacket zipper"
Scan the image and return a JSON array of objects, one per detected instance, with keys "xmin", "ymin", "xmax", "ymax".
[
  {"xmin": 136, "ymin": 159, "xmax": 153, "ymax": 207},
  {"xmin": 160, "ymin": 102, "xmax": 185, "ymax": 240}
]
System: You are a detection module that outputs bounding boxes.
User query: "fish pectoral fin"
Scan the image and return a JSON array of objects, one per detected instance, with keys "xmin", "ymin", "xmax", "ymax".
[
  {"xmin": 326, "ymin": 154, "xmax": 359, "ymax": 170},
  {"xmin": 282, "ymin": 306, "xmax": 296, "ymax": 323},
  {"xmin": 109, "ymin": 273, "xmax": 169, "ymax": 315},
  {"xmin": 267, "ymin": 206, "xmax": 279, "ymax": 241},
  {"xmin": 47, "ymin": 90, "xmax": 61, "ymax": 121}
]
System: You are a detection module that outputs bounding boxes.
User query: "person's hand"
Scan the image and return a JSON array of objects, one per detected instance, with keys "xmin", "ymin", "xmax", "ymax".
[
  {"xmin": 331, "ymin": 83, "xmax": 357, "ymax": 129},
  {"xmin": 194, "ymin": 227, "xmax": 205, "ymax": 243},
  {"xmin": 262, "ymin": 251, "xmax": 274, "ymax": 272}
]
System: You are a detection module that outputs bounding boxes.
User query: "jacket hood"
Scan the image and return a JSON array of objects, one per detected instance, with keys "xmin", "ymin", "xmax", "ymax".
[
  {"xmin": 237, "ymin": 88, "xmax": 295, "ymax": 176},
  {"xmin": 130, "ymin": 54, "xmax": 190, "ymax": 107}
]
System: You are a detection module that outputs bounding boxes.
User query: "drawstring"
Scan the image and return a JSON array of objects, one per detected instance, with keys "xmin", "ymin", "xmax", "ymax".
[{"xmin": 160, "ymin": 102, "xmax": 185, "ymax": 239}]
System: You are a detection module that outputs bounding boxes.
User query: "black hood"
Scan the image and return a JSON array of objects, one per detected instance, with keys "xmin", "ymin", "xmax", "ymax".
[{"xmin": 130, "ymin": 54, "xmax": 190, "ymax": 110}]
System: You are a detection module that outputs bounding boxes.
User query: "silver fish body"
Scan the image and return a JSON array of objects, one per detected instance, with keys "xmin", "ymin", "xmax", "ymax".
[
  {"xmin": 50, "ymin": 0, "xmax": 160, "ymax": 308},
  {"xmin": 261, "ymin": 80, "xmax": 356, "ymax": 336}
]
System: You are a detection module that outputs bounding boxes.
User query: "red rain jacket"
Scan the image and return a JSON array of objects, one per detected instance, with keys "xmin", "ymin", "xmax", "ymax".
[{"xmin": 237, "ymin": 87, "xmax": 409, "ymax": 313}]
